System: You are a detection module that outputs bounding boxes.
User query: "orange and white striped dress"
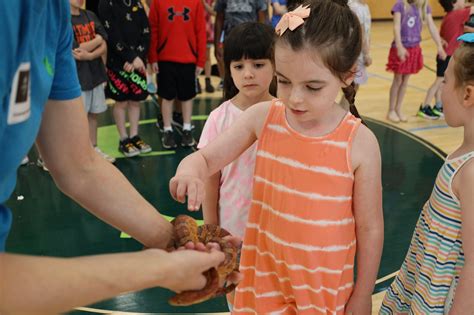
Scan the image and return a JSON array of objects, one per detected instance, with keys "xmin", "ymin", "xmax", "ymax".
[{"xmin": 233, "ymin": 100, "xmax": 361, "ymax": 314}]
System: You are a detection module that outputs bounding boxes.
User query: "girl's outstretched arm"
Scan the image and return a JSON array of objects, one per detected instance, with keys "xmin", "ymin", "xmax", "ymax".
[
  {"xmin": 426, "ymin": 13, "xmax": 447, "ymax": 60},
  {"xmin": 170, "ymin": 101, "xmax": 271, "ymax": 210},
  {"xmin": 448, "ymin": 160, "xmax": 474, "ymax": 314},
  {"xmin": 202, "ymin": 171, "xmax": 221, "ymax": 225},
  {"xmin": 345, "ymin": 125, "xmax": 384, "ymax": 315}
]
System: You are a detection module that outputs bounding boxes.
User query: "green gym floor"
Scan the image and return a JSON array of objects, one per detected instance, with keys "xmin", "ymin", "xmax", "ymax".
[{"xmin": 7, "ymin": 95, "xmax": 444, "ymax": 314}]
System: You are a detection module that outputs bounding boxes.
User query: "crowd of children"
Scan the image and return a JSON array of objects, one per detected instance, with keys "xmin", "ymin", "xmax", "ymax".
[{"xmin": 53, "ymin": 0, "xmax": 474, "ymax": 313}]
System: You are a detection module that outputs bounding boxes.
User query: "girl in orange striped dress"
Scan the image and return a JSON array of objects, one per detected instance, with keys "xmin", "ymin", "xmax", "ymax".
[{"xmin": 169, "ymin": 0, "xmax": 384, "ymax": 313}]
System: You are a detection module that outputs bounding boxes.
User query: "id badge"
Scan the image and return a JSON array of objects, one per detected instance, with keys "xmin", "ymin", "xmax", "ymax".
[{"xmin": 7, "ymin": 62, "xmax": 31, "ymax": 125}]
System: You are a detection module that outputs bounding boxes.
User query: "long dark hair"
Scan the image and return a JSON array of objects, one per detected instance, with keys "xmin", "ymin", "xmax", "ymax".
[
  {"xmin": 223, "ymin": 22, "xmax": 276, "ymax": 101},
  {"xmin": 277, "ymin": 0, "xmax": 363, "ymax": 120}
]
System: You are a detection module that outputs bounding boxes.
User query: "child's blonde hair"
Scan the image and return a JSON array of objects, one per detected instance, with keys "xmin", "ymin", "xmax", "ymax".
[
  {"xmin": 453, "ymin": 42, "xmax": 474, "ymax": 88},
  {"xmin": 405, "ymin": 0, "xmax": 428, "ymax": 21}
]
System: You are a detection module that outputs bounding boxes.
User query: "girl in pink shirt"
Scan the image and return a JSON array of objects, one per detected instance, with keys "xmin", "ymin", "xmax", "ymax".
[{"xmin": 197, "ymin": 21, "xmax": 276, "ymax": 309}]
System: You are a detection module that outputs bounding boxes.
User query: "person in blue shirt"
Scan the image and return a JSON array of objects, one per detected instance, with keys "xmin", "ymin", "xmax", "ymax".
[{"xmin": 0, "ymin": 1, "xmax": 229, "ymax": 313}]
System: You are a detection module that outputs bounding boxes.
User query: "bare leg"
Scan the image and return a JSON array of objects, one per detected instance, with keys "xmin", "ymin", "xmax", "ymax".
[
  {"xmin": 88, "ymin": 113, "xmax": 98, "ymax": 146},
  {"xmin": 113, "ymin": 101, "xmax": 128, "ymax": 139},
  {"xmin": 395, "ymin": 74, "xmax": 410, "ymax": 122},
  {"xmin": 128, "ymin": 101, "xmax": 141, "ymax": 137},
  {"xmin": 435, "ymin": 82, "xmax": 443, "ymax": 107},
  {"xmin": 205, "ymin": 47, "xmax": 212, "ymax": 78},
  {"xmin": 162, "ymin": 98, "xmax": 174, "ymax": 129},
  {"xmin": 423, "ymin": 77, "xmax": 444, "ymax": 106},
  {"xmin": 181, "ymin": 99, "xmax": 193, "ymax": 125},
  {"xmin": 387, "ymin": 73, "xmax": 402, "ymax": 122}
]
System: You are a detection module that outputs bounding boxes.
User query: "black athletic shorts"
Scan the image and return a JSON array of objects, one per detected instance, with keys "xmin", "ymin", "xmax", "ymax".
[
  {"xmin": 436, "ymin": 55, "xmax": 451, "ymax": 77},
  {"xmin": 157, "ymin": 62, "xmax": 197, "ymax": 101}
]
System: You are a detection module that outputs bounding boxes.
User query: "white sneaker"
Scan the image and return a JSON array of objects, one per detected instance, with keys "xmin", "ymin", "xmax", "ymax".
[
  {"xmin": 95, "ymin": 146, "xmax": 116, "ymax": 163},
  {"xmin": 21, "ymin": 156, "xmax": 29, "ymax": 165}
]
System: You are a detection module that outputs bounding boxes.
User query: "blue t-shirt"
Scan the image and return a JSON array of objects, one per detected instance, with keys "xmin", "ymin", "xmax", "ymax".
[{"xmin": 0, "ymin": 1, "xmax": 82, "ymax": 251}]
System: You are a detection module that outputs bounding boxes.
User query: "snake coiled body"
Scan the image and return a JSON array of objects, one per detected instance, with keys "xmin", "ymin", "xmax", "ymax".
[{"xmin": 167, "ymin": 215, "xmax": 239, "ymax": 306}]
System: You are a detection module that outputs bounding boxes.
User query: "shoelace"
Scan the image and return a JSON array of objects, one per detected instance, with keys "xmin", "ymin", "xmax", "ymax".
[{"xmin": 125, "ymin": 142, "xmax": 137, "ymax": 151}]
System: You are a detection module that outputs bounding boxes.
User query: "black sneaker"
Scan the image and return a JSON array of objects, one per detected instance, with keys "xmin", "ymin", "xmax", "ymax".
[
  {"xmin": 416, "ymin": 105, "xmax": 439, "ymax": 120},
  {"xmin": 119, "ymin": 138, "xmax": 140, "ymax": 157},
  {"xmin": 162, "ymin": 130, "xmax": 177, "ymax": 149},
  {"xmin": 181, "ymin": 129, "xmax": 196, "ymax": 147},
  {"xmin": 130, "ymin": 135, "xmax": 152, "ymax": 153},
  {"xmin": 205, "ymin": 77, "xmax": 215, "ymax": 93},
  {"xmin": 432, "ymin": 106, "xmax": 444, "ymax": 118}
]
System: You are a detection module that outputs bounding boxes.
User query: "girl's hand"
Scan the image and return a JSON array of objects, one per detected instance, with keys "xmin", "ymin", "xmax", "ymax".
[
  {"xmin": 397, "ymin": 46, "xmax": 408, "ymax": 62},
  {"xmin": 169, "ymin": 175, "xmax": 205, "ymax": 211},
  {"xmin": 73, "ymin": 48, "xmax": 92, "ymax": 61},
  {"xmin": 344, "ymin": 293, "xmax": 372, "ymax": 315}
]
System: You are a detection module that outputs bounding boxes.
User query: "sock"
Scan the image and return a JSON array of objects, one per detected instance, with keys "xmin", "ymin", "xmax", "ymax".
[
  {"xmin": 434, "ymin": 102, "xmax": 443, "ymax": 109},
  {"xmin": 164, "ymin": 126, "xmax": 173, "ymax": 132},
  {"xmin": 183, "ymin": 123, "xmax": 192, "ymax": 131},
  {"xmin": 120, "ymin": 136, "xmax": 128, "ymax": 141}
]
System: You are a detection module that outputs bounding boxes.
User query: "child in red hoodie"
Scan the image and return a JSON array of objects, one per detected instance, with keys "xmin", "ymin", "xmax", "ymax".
[{"xmin": 149, "ymin": 0, "xmax": 206, "ymax": 149}]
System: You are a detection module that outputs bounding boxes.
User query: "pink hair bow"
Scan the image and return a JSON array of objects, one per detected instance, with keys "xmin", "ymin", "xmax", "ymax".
[{"xmin": 275, "ymin": 5, "xmax": 311, "ymax": 36}]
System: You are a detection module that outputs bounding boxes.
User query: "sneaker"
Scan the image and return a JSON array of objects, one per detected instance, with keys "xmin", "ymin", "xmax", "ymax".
[
  {"xmin": 118, "ymin": 138, "xmax": 140, "ymax": 157},
  {"xmin": 181, "ymin": 129, "xmax": 196, "ymax": 147},
  {"xmin": 130, "ymin": 135, "xmax": 152, "ymax": 154},
  {"xmin": 432, "ymin": 106, "xmax": 444, "ymax": 118},
  {"xmin": 20, "ymin": 156, "xmax": 29, "ymax": 166},
  {"xmin": 171, "ymin": 112, "xmax": 195, "ymax": 130},
  {"xmin": 36, "ymin": 158, "xmax": 49, "ymax": 172},
  {"xmin": 94, "ymin": 146, "xmax": 116, "ymax": 163},
  {"xmin": 417, "ymin": 105, "xmax": 439, "ymax": 120},
  {"xmin": 205, "ymin": 77, "xmax": 215, "ymax": 93},
  {"xmin": 162, "ymin": 130, "xmax": 177, "ymax": 149},
  {"xmin": 196, "ymin": 78, "xmax": 202, "ymax": 94}
]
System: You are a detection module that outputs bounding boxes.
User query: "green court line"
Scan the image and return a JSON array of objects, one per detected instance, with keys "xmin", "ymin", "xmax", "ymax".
[
  {"xmin": 120, "ymin": 215, "xmax": 205, "ymax": 238},
  {"xmin": 97, "ymin": 116, "xmax": 208, "ymax": 159}
]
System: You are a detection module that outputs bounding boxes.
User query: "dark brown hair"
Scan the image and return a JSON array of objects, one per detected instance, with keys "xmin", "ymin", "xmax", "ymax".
[
  {"xmin": 277, "ymin": 0, "xmax": 363, "ymax": 120},
  {"xmin": 223, "ymin": 22, "xmax": 276, "ymax": 101},
  {"xmin": 453, "ymin": 42, "xmax": 474, "ymax": 88}
]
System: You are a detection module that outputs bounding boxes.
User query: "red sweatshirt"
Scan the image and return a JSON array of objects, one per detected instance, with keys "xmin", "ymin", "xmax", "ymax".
[{"xmin": 148, "ymin": 0, "xmax": 206, "ymax": 68}]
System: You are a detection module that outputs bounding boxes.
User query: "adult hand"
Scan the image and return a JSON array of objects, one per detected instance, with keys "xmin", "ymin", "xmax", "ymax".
[
  {"xmin": 169, "ymin": 175, "xmax": 205, "ymax": 211},
  {"xmin": 151, "ymin": 248, "xmax": 225, "ymax": 293},
  {"xmin": 132, "ymin": 57, "xmax": 146, "ymax": 73}
]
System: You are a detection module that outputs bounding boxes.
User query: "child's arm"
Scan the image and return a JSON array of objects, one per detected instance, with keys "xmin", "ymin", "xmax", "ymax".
[
  {"xmin": 201, "ymin": 0, "xmax": 215, "ymax": 16},
  {"xmin": 272, "ymin": 1, "xmax": 288, "ymax": 16},
  {"xmin": 345, "ymin": 125, "xmax": 384, "ymax": 314},
  {"xmin": 426, "ymin": 13, "xmax": 447, "ymax": 60},
  {"xmin": 393, "ymin": 12, "xmax": 408, "ymax": 62},
  {"xmin": 202, "ymin": 172, "xmax": 221, "ymax": 225},
  {"xmin": 213, "ymin": 10, "xmax": 224, "ymax": 61},
  {"xmin": 448, "ymin": 160, "xmax": 474, "ymax": 315},
  {"xmin": 79, "ymin": 35, "xmax": 104, "ymax": 52},
  {"xmin": 170, "ymin": 102, "xmax": 270, "ymax": 210}
]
